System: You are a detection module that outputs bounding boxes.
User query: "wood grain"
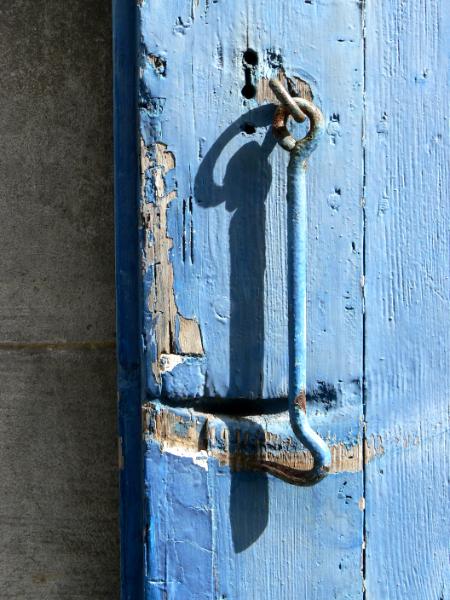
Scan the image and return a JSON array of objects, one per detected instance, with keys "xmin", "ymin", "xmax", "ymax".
[
  {"xmin": 139, "ymin": 1, "xmax": 365, "ymax": 598},
  {"xmin": 120, "ymin": 0, "xmax": 450, "ymax": 597},
  {"xmin": 139, "ymin": 0, "xmax": 364, "ymax": 404},
  {"xmin": 364, "ymin": 1, "xmax": 449, "ymax": 597}
]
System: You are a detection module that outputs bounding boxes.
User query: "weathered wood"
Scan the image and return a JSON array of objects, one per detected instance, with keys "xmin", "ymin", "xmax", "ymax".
[
  {"xmin": 138, "ymin": 1, "xmax": 365, "ymax": 598},
  {"xmin": 139, "ymin": 0, "xmax": 364, "ymax": 404},
  {"xmin": 143, "ymin": 402, "xmax": 385, "ymax": 474},
  {"xmin": 118, "ymin": 1, "xmax": 450, "ymax": 597},
  {"xmin": 113, "ymin": 2, "xmax": 143, "ymax": 598},
  {"xmin": 364, "ymin": 1, "xmax": 450, "ymax": 597}
]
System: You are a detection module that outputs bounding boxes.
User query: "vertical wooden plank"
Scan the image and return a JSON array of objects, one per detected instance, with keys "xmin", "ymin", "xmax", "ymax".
[
  {"xmin": 144, "ymin": 425, "xmax": 367, "ymax": 600},
  {"xmin": 364, "ymin": 1, "xmax": 449, "ymax": 597},
  {"xmin": 139, "ymin": 0, "xmax": 365, "ymax": 598},
  {"xmin": 113, "ymin": 2, "xmax": 144, "ymax": 598},
  {"xmin": 144, "ymin": 444, "xmax": 214, "ymax": 600},
  {"xmin": 139, "ymin": 0, "xmax": 364, "ymax": 405},
  {"xmin": 211, "ymin": 464, "xmax": 364, "ymax": 599}
]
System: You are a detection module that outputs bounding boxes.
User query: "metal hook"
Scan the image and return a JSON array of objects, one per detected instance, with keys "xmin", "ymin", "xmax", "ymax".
[
  {"xmin": 263, "ymin": 79, "xmax": 331, "ymax": 485},
  {"xmin": 270, "ymin": 79, "xmax": 325, "ymax": 154}
]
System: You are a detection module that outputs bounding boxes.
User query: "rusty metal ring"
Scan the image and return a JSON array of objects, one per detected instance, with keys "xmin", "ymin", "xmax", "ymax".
[
  {"xmin": 272, "ymin": 97, "xmax": 325, "ymax": 154},
  {"xmin": 269, "ymin": 79, "xmax": 307, "ymax": 123}
]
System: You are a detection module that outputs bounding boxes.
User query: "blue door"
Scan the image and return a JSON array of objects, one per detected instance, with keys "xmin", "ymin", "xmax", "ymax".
[{"xmin": 114, "ymin": 1, "xmax": 449, "ymax": 598}]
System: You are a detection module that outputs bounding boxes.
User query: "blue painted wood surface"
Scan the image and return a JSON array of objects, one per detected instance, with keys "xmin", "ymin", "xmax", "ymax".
[
  {"xmin": 113, "ymin": 3, "xmax": 143, "ymax": 599},
  {"xmin": 139, "ymin": 0, "xmax": 363, "ymax": 404},
  {"xmin": 364, "ymin": 2, "xmax": 449, "ymax": 598},
  {"xmin": 137, "ymin": 1, "xmax": 364, "ymax": 598},
  {"xmin": 114, "ymin": 0, "xmax": 449, "ymax": 598}
]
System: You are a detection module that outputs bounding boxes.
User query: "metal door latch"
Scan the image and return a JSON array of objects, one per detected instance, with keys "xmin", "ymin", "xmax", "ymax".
[{"xmin": 260, "ymin": 80, "xmax": 331, "ymax": 485}]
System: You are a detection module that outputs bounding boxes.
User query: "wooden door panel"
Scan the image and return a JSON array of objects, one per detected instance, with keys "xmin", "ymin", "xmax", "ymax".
[
  {"xmin": 113, "ymin": 0, "xmax": 449, "ymax": 598},
  {"xmin": 139, "ymin": 0, "xmax": 363, "ymax": 402},
  {"xmin": 364, "ymin": 2, "xmax": 449, "ymax": 597},
  {"xmin": 138, "ymin": 1, "xmax": 365, "ymax": 598},
  {"xmin": 145, "ymin": 449, "xmax": 364, "ymax": 599}
]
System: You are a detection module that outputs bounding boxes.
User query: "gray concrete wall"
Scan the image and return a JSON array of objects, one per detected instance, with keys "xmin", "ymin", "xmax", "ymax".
[{"xmin": 0, "ymin": 2, "xmax": 119, "ymax": 598}]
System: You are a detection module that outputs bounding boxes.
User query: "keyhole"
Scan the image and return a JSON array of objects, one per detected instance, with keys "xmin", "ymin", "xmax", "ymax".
[
  {"xmin": 243, "ymin": 48, "xmax": 258, "ymax": 66},
  {"xmin": 241, "ymin": 48, "xmax": 258, "ymax": 99}
]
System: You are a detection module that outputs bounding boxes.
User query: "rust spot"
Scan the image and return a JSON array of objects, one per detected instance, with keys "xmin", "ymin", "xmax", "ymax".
[
  {"xmin": 272, "ymin": 105, "xmax": 289, "ymax": 130},
  {"xmin": 258, "ymin": 70, "xmax": 313, "ymax": 150},
  {"xmin": 294, "ymin": 390, "xmax": 307, "ymax": 413}
]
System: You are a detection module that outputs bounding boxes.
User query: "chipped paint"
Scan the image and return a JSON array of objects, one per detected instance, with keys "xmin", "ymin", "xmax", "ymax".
[
  {"xmin": 177, "ymin": 315, "xmax": 204, "ymax": 355},
  {"xmin": 161, "ymin": 444, "xmax": 209, "ymax": 470},
  {"xmin": 159, "ymin": 353, "xmax": 186, "ymax": 373},
  {"xmin": 119, "ymin": 0, "xmax": 450, "ymax": 596},
  {"xmin": 140, "ymin": 141, "xmax": 204, "ymax": 381},
  {"xmin": 143, "ymin": 403, "xmax": 388, "ymax": 476},
  {"xmin": 147, "ymin": 53, "xmax": 166, "ymax": 76}
]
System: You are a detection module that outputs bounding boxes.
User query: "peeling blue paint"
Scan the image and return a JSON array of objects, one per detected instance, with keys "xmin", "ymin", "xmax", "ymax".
[
  {"xmin": 133, "ymin": 0, "xmax": 365, "ymax": 597},
  {"xmin": 114, "ymin": 0, "xmax": 449, "ymax": 598},
  {"xmin": 161, "ymin": 356, "xmax": 207, "ymax": 399},
  {"xmin": 115, "ymin": 1, "xmax": 449, "ymax": 597}
]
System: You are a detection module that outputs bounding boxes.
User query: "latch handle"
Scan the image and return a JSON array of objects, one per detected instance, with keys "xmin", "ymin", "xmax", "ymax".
[{"xmin": 262, "ymin": 79, "xmax": 331, "ymax": 485}]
